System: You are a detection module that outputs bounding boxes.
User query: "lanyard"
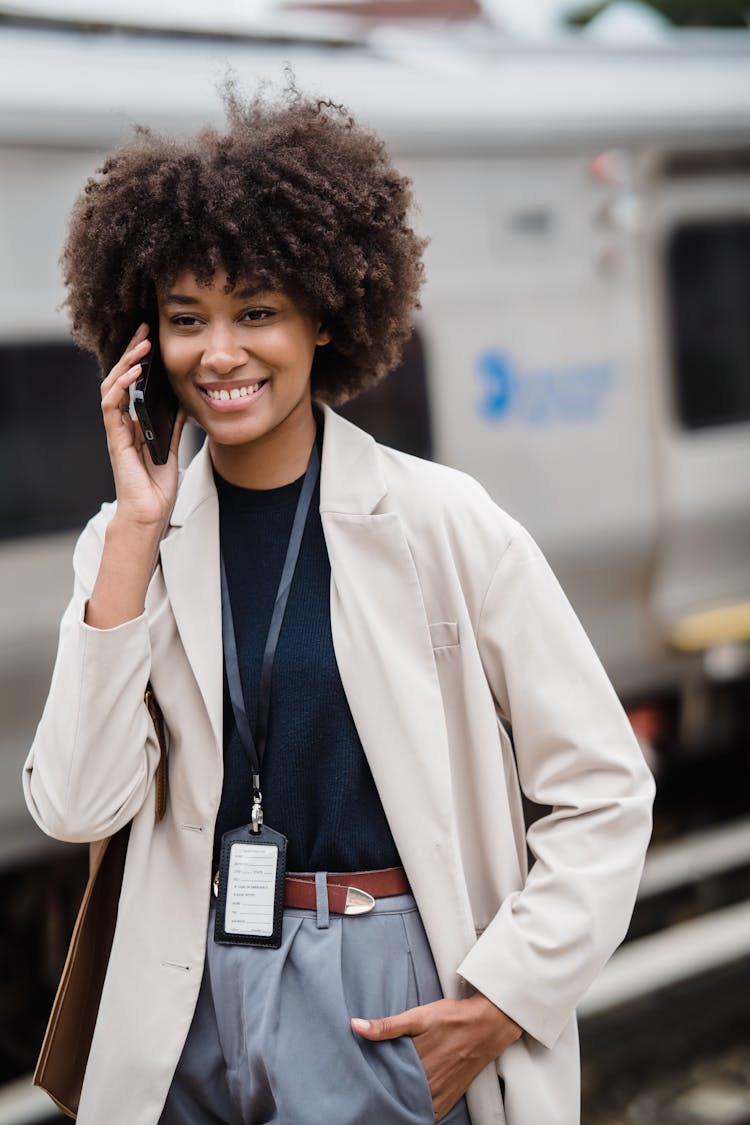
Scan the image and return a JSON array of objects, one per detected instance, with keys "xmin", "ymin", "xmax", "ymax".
[{"xmin": 219, "ymin": 441, "xmax": 320, "ymax": 832}]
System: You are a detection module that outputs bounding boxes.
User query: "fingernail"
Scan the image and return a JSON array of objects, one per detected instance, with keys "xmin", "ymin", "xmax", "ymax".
[{"xmin": 351, "ymin": 1019, "xmax": 370, "ymax": 1032}]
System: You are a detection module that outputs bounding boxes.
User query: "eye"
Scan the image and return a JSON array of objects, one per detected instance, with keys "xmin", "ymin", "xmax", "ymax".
[
  {"xmin": 170, "ymin": 314, "xmax": 202, "ymax": 327},
  {"xmin": 241, "ymin": 308, "xmax": 274, "ymax": 322}
]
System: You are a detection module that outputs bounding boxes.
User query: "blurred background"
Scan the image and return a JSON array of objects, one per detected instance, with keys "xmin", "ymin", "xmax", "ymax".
[{"xmin": 0, "ymin": 0, "xmax": 749, "ymax": 1122}]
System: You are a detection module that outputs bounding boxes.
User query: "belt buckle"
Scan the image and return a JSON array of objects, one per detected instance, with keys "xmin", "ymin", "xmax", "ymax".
[{"xmin": 344, "ymin": 886, "xmax": 375, "ymax": 915}]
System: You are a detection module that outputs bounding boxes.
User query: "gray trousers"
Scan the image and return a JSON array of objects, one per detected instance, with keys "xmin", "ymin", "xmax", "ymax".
[{"xmin": 159, "ymin": 886, "xmax": 472, "ymax": 1125}]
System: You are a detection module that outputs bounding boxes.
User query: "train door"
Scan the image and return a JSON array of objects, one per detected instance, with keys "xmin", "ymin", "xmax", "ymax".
[{"xmin": 643, "ymin": 148, "xmax": 750, "ymax": 659}]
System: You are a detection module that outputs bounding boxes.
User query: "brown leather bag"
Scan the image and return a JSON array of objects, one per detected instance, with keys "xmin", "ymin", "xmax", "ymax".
[{"xmin": 32, "ymin": 686, "xmax": 168, "ymax": 1118}]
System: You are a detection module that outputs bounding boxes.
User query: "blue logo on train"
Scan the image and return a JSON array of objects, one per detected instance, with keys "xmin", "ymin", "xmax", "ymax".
[{"xmin": 477, "ymin": 351, "xmax": 615, "ymax": 424}]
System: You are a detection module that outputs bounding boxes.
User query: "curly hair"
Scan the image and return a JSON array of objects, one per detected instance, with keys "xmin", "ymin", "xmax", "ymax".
[{"xmin": 61, "ymin": 79, "xmax": 427, "ymax": 404}]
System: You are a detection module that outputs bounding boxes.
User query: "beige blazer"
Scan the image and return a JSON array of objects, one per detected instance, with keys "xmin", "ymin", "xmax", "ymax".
[{"xmin": 24, "ymin": 405, "xmax": 654, "ymax": 1125}]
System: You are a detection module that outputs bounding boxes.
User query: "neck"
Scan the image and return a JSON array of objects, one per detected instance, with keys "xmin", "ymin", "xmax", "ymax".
[{"xmin": 209, "ymin": 402, "xmax": 317, "ymax": 489}]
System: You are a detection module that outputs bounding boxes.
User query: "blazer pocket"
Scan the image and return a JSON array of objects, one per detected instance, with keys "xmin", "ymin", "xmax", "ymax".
[{"xmin": 429, "ymin": 621, "xmax": 459, "ymax": 649}]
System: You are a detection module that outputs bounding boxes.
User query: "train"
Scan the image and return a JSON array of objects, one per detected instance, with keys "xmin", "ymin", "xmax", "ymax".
[{"xmin": 1, "ymin": 12, "xmax": 749, "ymax": 870}]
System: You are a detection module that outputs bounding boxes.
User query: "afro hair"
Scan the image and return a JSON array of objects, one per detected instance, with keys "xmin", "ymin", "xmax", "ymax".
[{"xmin": 61, "ymin": 78, "xmax": 427, "ymax": 405}]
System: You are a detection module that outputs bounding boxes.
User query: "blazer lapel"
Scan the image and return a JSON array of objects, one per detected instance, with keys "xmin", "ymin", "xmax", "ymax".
[
  {"xmin": 320, "ymin": 407, "xmax": 476, "ymax": 980},
  {"xmin": 159, "ymin": 443, "xmax": 223, "ymax": 755}
]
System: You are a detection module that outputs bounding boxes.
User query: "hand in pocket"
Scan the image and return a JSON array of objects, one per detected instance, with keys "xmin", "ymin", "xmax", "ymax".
[{"xmin": 352, "ymin": 993, "xmax": 522, "ymax": 1121}]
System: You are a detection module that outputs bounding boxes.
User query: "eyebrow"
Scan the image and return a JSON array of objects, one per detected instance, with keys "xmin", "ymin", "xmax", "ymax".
[{"xmin": 163, "ymin": 285, "xmax": 272, "ymax": 306}]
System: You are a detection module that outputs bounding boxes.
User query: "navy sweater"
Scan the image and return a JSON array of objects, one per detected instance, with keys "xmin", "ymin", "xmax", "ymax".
[{"xmin": 211, "ymin": 453, "xmax": 400, "ymax": 873}]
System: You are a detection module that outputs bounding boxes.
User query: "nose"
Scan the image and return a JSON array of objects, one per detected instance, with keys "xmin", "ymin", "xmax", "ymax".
[{"xmin": 201, "ymin": 322, "xmax": 247, "ymax": 376}]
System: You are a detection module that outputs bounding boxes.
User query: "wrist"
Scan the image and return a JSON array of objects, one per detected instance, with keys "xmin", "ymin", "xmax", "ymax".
[
  {"xmin": 84, "ymin": 515, "xmax": 165, "ymax": 630},
  {"xmin": 108, "ymin": 510, "xmax": 169, "ymax": 543},
  {"xmin": 104, "ymin": 514, "xmax": 166, "ymax": 583},
  {"xmin": 464, "ymin": 992, "xmax": 523, "ymax": 1056}
]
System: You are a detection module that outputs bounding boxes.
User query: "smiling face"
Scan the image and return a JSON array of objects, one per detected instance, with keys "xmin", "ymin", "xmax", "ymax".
[{"xmin": 158, "ymin": 269, "xmax": 330, "ymax": 487}]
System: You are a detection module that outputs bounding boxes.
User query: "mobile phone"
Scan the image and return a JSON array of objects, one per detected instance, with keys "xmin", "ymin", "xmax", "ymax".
[{"xmin": 130, "ymin": 316, "xmax": 179, "ymax": 465}]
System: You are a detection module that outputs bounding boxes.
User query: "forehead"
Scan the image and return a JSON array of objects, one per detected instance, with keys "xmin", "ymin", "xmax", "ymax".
[{"xmin": 163, "ymin": 269, "xmax": 275, "ymax": 301}]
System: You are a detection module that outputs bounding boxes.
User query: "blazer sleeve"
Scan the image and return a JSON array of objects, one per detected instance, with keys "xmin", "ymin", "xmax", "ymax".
[
  {"xmin": 456, "ymin": 521, "xmax": 655, "ymax": 1049},
  {"xmin": 22, "ymin": 505, "xmax": 161, "ymax": 843}
]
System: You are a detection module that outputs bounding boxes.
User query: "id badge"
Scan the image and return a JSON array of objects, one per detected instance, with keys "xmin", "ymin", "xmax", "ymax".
[{"xmin": 214, "ymin": 823, "xmax": 287, "ymax": 949}]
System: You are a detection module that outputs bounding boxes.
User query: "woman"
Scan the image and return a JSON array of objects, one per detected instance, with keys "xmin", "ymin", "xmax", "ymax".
[{"xmin": 23, "ymin": 84, "xmax": 654, "ymax": 1125}]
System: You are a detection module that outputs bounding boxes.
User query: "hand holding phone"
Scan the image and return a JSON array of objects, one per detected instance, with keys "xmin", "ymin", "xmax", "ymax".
[
  {"xmin": 88, "ymin": 322, "xmax": 185, "ymax": 629},
  {"xmin": 129, "ymin": 318, "xmax": 179, "ymax": 465}
]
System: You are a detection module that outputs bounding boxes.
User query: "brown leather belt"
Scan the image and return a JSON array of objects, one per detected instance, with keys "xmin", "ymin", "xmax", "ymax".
[
  {"xmin": 212, "ymin": 865, "xmax": 410, "ymax": 915},
  {"xmin": 284, "ymin": 866, "xmax": 411, "ymax": 915}
]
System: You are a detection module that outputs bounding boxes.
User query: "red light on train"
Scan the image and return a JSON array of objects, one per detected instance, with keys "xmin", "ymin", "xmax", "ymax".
[{"xmin": 588, "ymin": 150, "xmax": 627, "ymax": 185}]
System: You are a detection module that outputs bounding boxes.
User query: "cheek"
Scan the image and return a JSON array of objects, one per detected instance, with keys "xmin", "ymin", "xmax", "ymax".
[
  {"xmin": 285, "ymin": 329, "xmax": 323, "ymax": 369},
  {"xmin": 266, "ymin": 321, "xmax": 319, "ymax": 360},
  {"xmin": 160, "ymin": 339, "xmax": 193, "ymax": 378}
]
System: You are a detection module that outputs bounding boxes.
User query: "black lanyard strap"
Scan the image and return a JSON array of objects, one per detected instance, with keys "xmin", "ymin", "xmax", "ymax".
[{"xmin": 219, "ymin": 441, "xmax": 320, "ymax": 800}]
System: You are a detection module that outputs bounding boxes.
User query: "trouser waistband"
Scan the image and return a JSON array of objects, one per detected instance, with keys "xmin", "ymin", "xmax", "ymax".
[{"xmin": 212, "ymin": 865, "xmax": 411, "ymax": 916}]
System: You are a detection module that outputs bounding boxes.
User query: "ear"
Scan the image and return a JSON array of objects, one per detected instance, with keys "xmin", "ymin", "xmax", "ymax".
[{"xmin": 316, "ymin": 325, "xmax": 331, "ymax": 346}]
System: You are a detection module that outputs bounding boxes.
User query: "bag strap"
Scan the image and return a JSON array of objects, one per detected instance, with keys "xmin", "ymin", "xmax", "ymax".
[{"xmin": 145, "ymin": 683, "xmax": 169, "ymax": 822}]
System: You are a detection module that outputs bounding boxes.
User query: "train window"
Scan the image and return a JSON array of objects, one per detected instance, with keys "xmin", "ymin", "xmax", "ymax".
[
  {"xmin": 336, "ymin": 329, "xmax": 432, "ymax": 459},
  {"xmin": 0, "ymin": 343, "xmax": 114, "ymax": 539},
  {"xmin": 666, "ymin": 219, "xmax": 750, "ymax": 429}
]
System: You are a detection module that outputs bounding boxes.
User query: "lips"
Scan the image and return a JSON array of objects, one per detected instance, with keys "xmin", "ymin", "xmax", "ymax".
[
  {"xmin": 199, "ymin": 379, "xmax": 267, "ymax": 402},
  {"xmin": 195, "ymin": 378, "xmax": 271, "ymax": 414}
]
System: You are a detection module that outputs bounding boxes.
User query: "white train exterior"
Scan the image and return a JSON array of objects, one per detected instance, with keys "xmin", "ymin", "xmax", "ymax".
[{"xmin": 1, "ymin": 16, "xmax": 749, "ymax": 863}]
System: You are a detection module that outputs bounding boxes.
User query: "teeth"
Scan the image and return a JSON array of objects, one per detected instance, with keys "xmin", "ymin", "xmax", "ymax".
[{"xmin": 204, "ymin": 382, "xmax": 263, "ymax": 401}]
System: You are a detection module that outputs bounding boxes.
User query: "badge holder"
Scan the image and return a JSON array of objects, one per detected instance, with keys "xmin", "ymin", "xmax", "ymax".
[{"xmin": 214, "ymin": 793, "xmax": 287, "ymax": 949}]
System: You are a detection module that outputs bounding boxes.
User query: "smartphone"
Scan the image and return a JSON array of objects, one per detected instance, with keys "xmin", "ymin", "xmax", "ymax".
[{"xmin": 130, "ymin": 316, "xmax": 179, "ymax": 465}]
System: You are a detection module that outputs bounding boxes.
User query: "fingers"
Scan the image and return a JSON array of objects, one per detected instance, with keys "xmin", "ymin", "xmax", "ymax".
[
  {"xmin": 99, "ymin": 328, "xmax": 153, "ymax": 440},
  {"xmin": 100, "ymin": 323, "xmax": 151, "ymax": 399},
  {"xmin": 351, "ymin": 1007, "xmax": 426, "ymax": 1041}
]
